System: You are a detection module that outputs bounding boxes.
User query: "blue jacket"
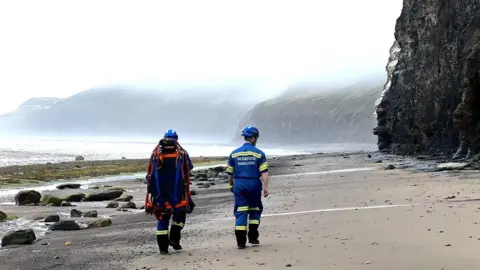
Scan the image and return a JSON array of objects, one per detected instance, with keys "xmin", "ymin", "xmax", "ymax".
[{"xmin": 227, "ymin": 142, "xmax": 268, "ymax": 189}]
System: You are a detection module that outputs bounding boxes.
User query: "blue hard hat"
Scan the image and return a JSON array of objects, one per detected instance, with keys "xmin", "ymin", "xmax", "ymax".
[
  {"xmin": 241, "ymin": 125, "xmax": 260, "ymax": 138},
  {"xmin": 164, "ymin": 129, "xmax": 178, "ymax": 140}
]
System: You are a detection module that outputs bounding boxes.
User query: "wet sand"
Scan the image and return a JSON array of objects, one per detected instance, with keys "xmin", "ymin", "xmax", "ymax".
[{"xmin": 1, "ymin": 152, "xmax": 480, "ymax": 270}]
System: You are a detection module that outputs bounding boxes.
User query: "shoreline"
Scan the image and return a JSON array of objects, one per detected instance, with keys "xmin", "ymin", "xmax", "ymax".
[
  {"xmin": 0, "ymin": 156, "xmax": 228, "ymax": 188},
  {"xmin": 0, "ymin": 150, "xmax": 375, "ymax": 189},
  {"xmin": 1, "ymin": 148, "xmax": 475, "ymax": 190}
]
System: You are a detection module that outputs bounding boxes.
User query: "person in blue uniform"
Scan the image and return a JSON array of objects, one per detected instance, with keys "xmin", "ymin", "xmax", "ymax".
[
  {"xmin": 145, "ymin": 129, "xmax": 195, "ymax": 255},
  {"xmin": 227, "ymin": 125, "xmax": 270, "ymax": 249}
]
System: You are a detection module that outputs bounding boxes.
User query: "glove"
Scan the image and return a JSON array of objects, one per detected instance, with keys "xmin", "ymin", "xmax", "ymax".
[
  {"xmin": 145, "ymin": 202, "xmax": 153, "ymax": 214},
  {"xmin": 229, "ymin": 185, "xmax": 233, "ymax": 193}
]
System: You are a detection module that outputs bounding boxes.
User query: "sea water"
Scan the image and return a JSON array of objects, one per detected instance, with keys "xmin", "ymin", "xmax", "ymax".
[{"xmin": 0, "ymin": 135, "xmax": 309, "ymax": 167}]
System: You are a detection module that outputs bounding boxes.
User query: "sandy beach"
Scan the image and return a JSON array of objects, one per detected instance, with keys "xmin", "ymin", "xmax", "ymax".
[{"xmin": 1, "ymin": 152, "xmax": 479, "ymax": 270}]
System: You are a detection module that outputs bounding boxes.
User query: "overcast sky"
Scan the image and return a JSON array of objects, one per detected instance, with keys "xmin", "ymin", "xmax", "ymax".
[{"xmin": 0, "ymin": 0, "xmax": 403, "ymax": 114}]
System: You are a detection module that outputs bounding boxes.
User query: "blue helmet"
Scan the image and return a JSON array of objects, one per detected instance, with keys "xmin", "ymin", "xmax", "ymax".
[
  {"xmin": 164, "ymin": 129, "xmax": 178, "ymax": 140},
  {"xmin": 241, "ymin": 125, "xmax": 260, "ymax": 138}
]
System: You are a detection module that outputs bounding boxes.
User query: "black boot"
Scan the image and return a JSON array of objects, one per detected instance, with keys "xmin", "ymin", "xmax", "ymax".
[
  {"xmin": 157, "ymin": 235, "xmax": 169, "ymax": 255},
  {"xmin": 235, "ymin": 230, "xmax": 247, "ymax": 249},
  {"xmin": 169, "ymin": 225, "xmax": 183, "ymax": 251},
  {"xmin": 248, "ymin": 224, "xmax": 260, "ymax": 245}
]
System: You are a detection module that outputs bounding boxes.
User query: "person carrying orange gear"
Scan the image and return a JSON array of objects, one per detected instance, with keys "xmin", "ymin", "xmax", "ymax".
[{"xmin": 145, "ymin": 129, "xmax": 195, "ymax": 255}]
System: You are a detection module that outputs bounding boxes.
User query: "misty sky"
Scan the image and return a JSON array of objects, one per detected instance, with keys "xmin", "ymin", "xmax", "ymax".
[{"xmin": 0, "ymin": 0, "xmax": 403, "ymax": 115}]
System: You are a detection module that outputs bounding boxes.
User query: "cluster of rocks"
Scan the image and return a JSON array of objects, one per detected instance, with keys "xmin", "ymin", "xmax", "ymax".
[
  {"xmin": 14, "ymin": 184, "xmax": 127, "ymax": 206},
  {"xmin": 1, "ymin": 210, "xmax": 114, "ymax": 247},
  {"xmin": 2, "ymin": 167, "xmax": 228, "ymax": 247},
  {"xmin": 190, "ymin": 165, "xmax": 228, "ymax": 190},
  {"xmin": 2, "ymin": 184, "xmax": 137, "ymax": 247}
]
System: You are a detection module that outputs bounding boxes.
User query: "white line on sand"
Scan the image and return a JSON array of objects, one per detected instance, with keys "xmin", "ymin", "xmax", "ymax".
[
  {"xmin": 262, "ymin": 204, "xmax": 413, "ymax": 217},
  {"xmin": 214, "ymin": 203, "xmax": 413, "ymax": 221},
  {"xmin": 272, "ymin": 167, "xmax": 376, "ymax": 178}
]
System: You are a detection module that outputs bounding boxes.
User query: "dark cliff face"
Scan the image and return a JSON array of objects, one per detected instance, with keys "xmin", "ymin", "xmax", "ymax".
[{"xmin": 374, "ymin": 0, "xmax": 480, "ymax": 157}]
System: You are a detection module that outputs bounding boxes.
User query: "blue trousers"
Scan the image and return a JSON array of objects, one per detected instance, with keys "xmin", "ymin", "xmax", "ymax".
[
  {"xmin": 233, "ymin": 186, "xmax": 263, "ymax": 231},
  {"xmin": 156, "ymin": 208, "xmax": 186, "ymax": 236}
]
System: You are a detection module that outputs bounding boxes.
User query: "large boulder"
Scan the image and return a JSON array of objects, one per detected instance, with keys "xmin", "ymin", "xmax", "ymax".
[
  {"xmin": 120, "ymin": 202, "xmax": 137, "ymax": 209},
  {"xmin": 57, "ymin": 183, "xmax": 81, "ymax": 190},
  {"xmin": 40, "ymin": 195, "xmax": 63, "ymax": 206},
  {"xmin": 75, "ymin": 156, "xmax": 85, "ymax": 161},
  {"xmin": 114, "ymin": 195, "xmax": 133, "ymax": 202},
  {"xmin": 15, "ymin": 190, "xmax": 41, "ymax": 206},
  {"xmin": 211, "ymin": 166, "xmax": 227, "ymax": 172},
  {"xmin": 0, "ymin": 211, "xmax": 7, "ymax": 222},
  {"xmin": 44, "ymin": 214, "xmax": 60, "ymax": 223},
  {"xmin": 70, "ymin": 209, "xmax": 83, "ymax": 217},
  {"xmin": 1, "ymin": 229, "xmax": 36, "ymax": 247},
  {"xmin": 83, "ymin": 210, "xmax": 98, "ymax": 218},
  {"xmin": 64, "ymin": 193, "xmax": 86, "ymax": 202},
  {"xmin": 49, "ymin": 220, "xmax": 80, "ymax": 231},
  {"xmin": 106, "ymin": 201, "xmax": 119, "ymax": 208},
  {"xmin": 87, "ymin": 218, "xmax": 112, "ymax": 229},
  {"xmin": 84, "ymin": 190, "xmax": 123, "ymax": 201}
]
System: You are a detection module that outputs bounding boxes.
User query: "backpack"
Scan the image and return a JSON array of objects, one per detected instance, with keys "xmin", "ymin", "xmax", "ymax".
[{"xmin": 145, "ymin": 138, "xmax": 192, "ymax": 217}]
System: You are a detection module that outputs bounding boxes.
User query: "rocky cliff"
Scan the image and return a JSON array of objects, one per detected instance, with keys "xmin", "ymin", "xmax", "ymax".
[
  {"xmin": 374, "ymin": 0, "xmax": 480, "ymax": 158},
  {"xmin": 236, "ymin": 78, "xmax": 384, "ymax": 145}
]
